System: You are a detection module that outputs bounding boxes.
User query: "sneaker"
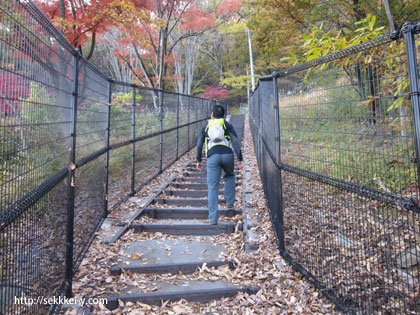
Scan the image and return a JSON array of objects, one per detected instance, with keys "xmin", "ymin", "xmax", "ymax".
[{"xmin": 209, "ymin": 219, "xmax": 218, "ymax": 225}]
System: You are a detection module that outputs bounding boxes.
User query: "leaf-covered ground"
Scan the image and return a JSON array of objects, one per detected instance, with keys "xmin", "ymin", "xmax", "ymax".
[{"xmin": 63, "ymin": 116, "xmax": 339, "ymax": 314}]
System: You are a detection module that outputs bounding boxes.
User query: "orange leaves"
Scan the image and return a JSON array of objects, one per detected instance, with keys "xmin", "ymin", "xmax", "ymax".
[
  {"xmin": 217, "ymin": 0, "xmax": 243, "ymax": 17},
  {"xmin": 35, "ymin": 0, "xmax": 149, "ymax": 48},
  {"xmin": 180, "ymin": 4, "xmax": 216, "ymax": 32}
]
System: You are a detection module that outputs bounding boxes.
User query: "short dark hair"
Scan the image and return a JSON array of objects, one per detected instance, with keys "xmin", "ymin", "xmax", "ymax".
[{"xmin": 212, "ymin": 105, "xmax": 225, "ymax": 118}]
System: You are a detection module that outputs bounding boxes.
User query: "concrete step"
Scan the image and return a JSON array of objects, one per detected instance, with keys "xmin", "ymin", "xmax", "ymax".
[
  {"xmin": 154, "ymin": 198, "xmax": 226, "ymax": 207},
  {"xmin": 163, "ymin": 190, "xmax": 221, "ymax": 198},
  {"xmin": 129, "ymin": 223, "xmax": 242, "ymax": 235},
  {"xmin": 170, "ymin": 183, "xmax": 218, "ymax": 190},
  {"xmin": 105, "ymin": 281, "xmax": 259, "ymax": 310},
  {"xmin": 111, "ymin": 260, "xmax": 234, "ymax": 276},
  {"xmin": 175, "ymin": 177, "xmax": 242, "ymax": 183},
  {"xmin": 109, "ymin": 238, "xmax": 231, "ymax": 275},
  {"xmin": 144, "ymin": 207, "xmax": 241, "ymax": 219},
  {"xmin": 182, "ymin": 172, "xmax": 241, "ymax": 178}
]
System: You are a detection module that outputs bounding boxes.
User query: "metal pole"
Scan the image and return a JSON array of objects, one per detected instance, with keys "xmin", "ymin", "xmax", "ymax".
[
  {"xmin": 196, "ymin": 99, "xmax": 199, "ymax": 138},
  {"xmin": 176, "ymin": 93, "xmax": 180, "ymax": 160},
  {"xmin": 104, "ymin": 81, "xmax": 111, "ymax": 215},
  {"xmin": 159, "ymin": 91, "xmax": 163, "ymax": 173},
  {"xmin": 246, "ymin": 65, "xmax": 250, "ymax": 107},
  {"xmin": 273, "ymin": 75, "xmax": 285, "ymax": 252},
  {"xmin": 247, "ymin": 28, "xmax": 256, "ymax": 91},
  {"xmin": 403, "ymin": 22, "xmax": 420, "ymax": 191},
  {"xmin": 187, "ymin": 97, "xmax": 190, "ymax": 150},
  {"xmin": 65, "ymin": 54, "xmax": 79, "ymax": 298},
  {"xmin": 131, "ymin": 86, "xmax": 136, "ymax": 196}
]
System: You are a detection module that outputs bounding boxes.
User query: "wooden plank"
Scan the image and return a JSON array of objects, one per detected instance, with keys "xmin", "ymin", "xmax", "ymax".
[
  {"xmin": 106, "ymin": 286, "xmax": 259, "ymax": 310},
  {"xmin": 144, "ymin": 208, "xmax": 241, "ymax": 219},
  {"xmin": 110, "ymin": 260, "xmax": 234, "ymax": 276},
  {"xmin": 130, "ymin": 223, "xmax": 242, "ymax": 235}
]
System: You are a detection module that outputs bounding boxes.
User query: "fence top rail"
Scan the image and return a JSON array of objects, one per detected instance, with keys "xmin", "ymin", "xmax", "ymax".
[{"xmin": 254, "ymin": 21, "xmax": 420, "ymax": 91}]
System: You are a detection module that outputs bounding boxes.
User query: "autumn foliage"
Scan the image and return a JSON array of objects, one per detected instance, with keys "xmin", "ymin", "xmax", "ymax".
[{"xmin": 200, "ymin": 86, "xmax": 229, "ymax": 101}]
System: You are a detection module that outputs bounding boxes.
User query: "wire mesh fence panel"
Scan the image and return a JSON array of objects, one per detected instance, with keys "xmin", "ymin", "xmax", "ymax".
[
  {"xmin": 136, "ymin": 87, "xmax": 160, "ymax": 138},
  {"xmin": 0, "ymin": 0, "xmax": 74, "ymax": 313},
  {"xmin": 178, "ymin": 126, "xmax": 190, "ymax": 157},
  {"xmin": 73, "ymin": 155, "xmax": 106, "ymax": 266},
  {"xmin": 162, "ymin": 130, "xmax": 178, "ymax": 169},
  {"xmin": 108, "ymin": 83, "xmax": 132, "ymax": 209},
  {"xmin": 179, "ymin": 95, "xmax": 189, "ymax": 125},
  {"xmin": 162, "ymin": 92, "xmax": 178, "ymax": 130},
  {"xmin": 72, "ymin": 61, "xmax": 108, "ymax": 267},
  {"xmin": 1, "ymin": 181, "xmax": 68, "ymax": 314},
  {"xmin": 108, "ymin": 145, "xmax": 131, "ymax": 208},
  {"xmin": 110, "ymin": 83, "xmax": 131, "ymax": 144},
  {"xmin": 134, "ymin": 136, "xmax": 160, "ymax": 190},
  {"xmin": 250, "ymin": 29, "xmax": 420, "ymax": 314},
  {"xmin": 0, "ymin": 5, "xmax": 73, "ymax": 212},
  {"xmin": 76, "ymin": 62, "xmax": 109, "ymax": 159}
]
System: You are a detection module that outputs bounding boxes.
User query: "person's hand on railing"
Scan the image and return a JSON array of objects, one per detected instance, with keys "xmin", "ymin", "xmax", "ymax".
[
  {"xmin": 238, "ymin": 161, "xmax": 244, "ymax": 170},
  {"xmin": 197, "ymin": 162, "xmax": 203, "ymax": 171}
]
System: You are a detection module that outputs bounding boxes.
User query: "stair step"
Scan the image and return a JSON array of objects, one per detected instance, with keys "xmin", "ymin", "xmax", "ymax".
[
  {"xmin": 105, "ymin": 282, "xmax": 259, "ymax": 310},
  {"xmin": 154, "ymin": 198, "xmax": 226, "ymax": 207},
  {"xmin": 144, "ymin": 208, "xmax": 241, "ymax": 219},
  {"xmin": 175, "ymin": 177, "xmax": 241, "ymax": 183},
  {"xmin": 110, "ymin": 260, "xmax": 234, "ymax": 275},
  {"xmin": 130, "ymin": 223, "xmax": 242, "ymax": 235},
  {"xmin": 170, "ymin": 183, "xmax": 213, "ymax": 190},
  {"xmin": 169, "ymin": 182, "xmax": 241, "ymax": 190},
  {"xmin": 182, "ymin": 172, "xmax": 241, "ymax": 178},
  {"xmin": 163, "ymin": 190, "xmax": 219, "ymax": 198}
]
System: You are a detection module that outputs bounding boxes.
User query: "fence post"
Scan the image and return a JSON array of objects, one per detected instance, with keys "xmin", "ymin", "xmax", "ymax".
[
  {"xmin": 65, "ymin": 54, "xmax": 79, "ymax": 298},
  {"xmin": 176, "ymin": 94, "xmax": 180, "ymax": 160},
  {"xmin": 159, "ymin": 91, "xmax": 163, "ymax": 173},
  {"xmin": 104, "ymin": 80, "xmax": 112, "ymax": 215},
  {"xmin": 130, "ymin": 86, "xmax": 136, "ymax": 196},
  {"xmin": 273, "ymin": 74, "xmax": 285, "ymax": 252},
  {"xmin": 403, "ymin": 22, "xmax": 420, "ymax": 190},
  {"xmin": 195, "ymin": 99, "xmax": 199, "ymax": 138}
]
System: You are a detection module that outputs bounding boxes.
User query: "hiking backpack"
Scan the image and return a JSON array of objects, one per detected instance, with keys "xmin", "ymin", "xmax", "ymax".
[{"xmin": 205, "ymin": 118, "xmax": 231, "ymax": 156}]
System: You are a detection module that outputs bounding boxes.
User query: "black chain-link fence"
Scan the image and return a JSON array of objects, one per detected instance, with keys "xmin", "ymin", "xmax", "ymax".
[
  {"xmin": 0, "ymin": 1, "xmax": 224, "ymax": 313},
  {"xmin": 250, "ymin": 24, "xmax": 420, "ymax": 314}
]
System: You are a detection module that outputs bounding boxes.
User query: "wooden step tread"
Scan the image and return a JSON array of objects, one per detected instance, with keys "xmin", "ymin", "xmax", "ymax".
[
  {"xmin": 106, "ymin": 283, "xmax": 259, "ymax": 310},
  {"xmin": 130, "ymin": 223, "xmax": 242, "ymax": 235}
]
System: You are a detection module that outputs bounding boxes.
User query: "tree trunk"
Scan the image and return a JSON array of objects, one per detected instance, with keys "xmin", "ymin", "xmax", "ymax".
[{"xmin": 383, "ymin": 0, "xmax": 396, "ymax": 32}]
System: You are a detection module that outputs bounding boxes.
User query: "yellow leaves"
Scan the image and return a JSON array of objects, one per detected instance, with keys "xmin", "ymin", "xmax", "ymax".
[{"xmin": 104, "ymin": 0, "xmax": 149, "ymax": 26}]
